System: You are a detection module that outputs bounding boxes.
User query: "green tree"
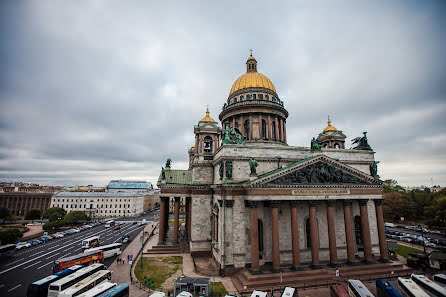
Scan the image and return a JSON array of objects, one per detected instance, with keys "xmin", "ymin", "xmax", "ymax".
[
  {"xmin": 43, "ymin": 220, "xmax": 67, "ymax": 232},
  {"xmin": 383, "ymin": 179, "xmax": 406, "ymax": 194},
  {"xmin": 25, "ymin": 208, "xmax": 41, "ymax": 221},
  {"xmin": 424, "ymin": 195, "xmax": 446, "ymax": 227},
  {"xmin": 0, "ymin": 206, "xmax": 10, "ymax": 223},
  {"xmin": 64, "ymin": 211, "xmax": 87, "ymax": 224},
  {"xmin": 44, "ymin": 207, "xmax": 66, "ymax": 222},
  {"xmin": 383, "ymin": 192, "xmax": 416, "ymax": 222},
  {"xmin": 0, "ymin": 229, "xmax": 23, "ymax": 244}
]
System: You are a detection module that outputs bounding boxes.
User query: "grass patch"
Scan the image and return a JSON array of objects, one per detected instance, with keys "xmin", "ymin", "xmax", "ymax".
[
  {"xmin": 396, "ymin": 244, "xmax": 424, "ymax": 258},
  {"xmin": 1, "ymin": 226, "xmax": 29, "ymax": 233},
  {"xmin": 134, "ymin": 256, "xmax": 183, "ymax": 289},
  {"xmin": 168, "ymin": 220, "xmax": 185, "ymax": 226},
  {"xmin": 211, "ymin": 282, "xmax": 228, "ymax": 296}
]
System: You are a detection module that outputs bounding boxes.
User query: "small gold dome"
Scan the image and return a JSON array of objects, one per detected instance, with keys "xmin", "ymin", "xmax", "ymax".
[
  {"xmin": 323, "ymin": 117, "xmax": 337, "ymax": 133},
  {"xmin": 229, "ymin": 53, "xmax": 276, "ymax": 96},
  {"xmin": 200, "ymin": 106, "xmax": 215, "ymax": 122}
]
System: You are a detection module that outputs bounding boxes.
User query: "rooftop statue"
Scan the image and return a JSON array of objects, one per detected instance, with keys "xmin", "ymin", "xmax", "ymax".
[
  {"xmin": 249, "ymin": 157, "xmax": 258, "ymax": 176},
  {"xmin": 161, "ymin": 167, "xmax": 166, "ymax": 179},
  {"xmin": 222, "ymin": 122, "xmax": 245, "ymax": 144},
  {"xmin": 311, "ymin": 137, "xmax": 322, "ymax": 151},
  {"xmin": 165, "ymin": 158, "xmax": 172, "ymax": 169},
  {"xmin": 370, "ymin": 161, "xmax": 379, "ymax": 177},
  {"xmin": 351, "ymin": 132, "xmax": 373, "ymax": 151}
]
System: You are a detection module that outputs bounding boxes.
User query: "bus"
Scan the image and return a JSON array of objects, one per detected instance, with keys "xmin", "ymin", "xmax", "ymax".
[
  {"xmin": 0, "ymin": 244, "xmax": 16, "ymax": 257},
  {"xmin": 85, "ymin": 243, "xmax": 122, "ymax": 258},
  {"xmin": 76, "ymin": 282, "xmax": 116, "ymax": 297},
  {"xmin": 104, "ymin": 220, "xmax": 115, "ymax": 228},
  {"xmin": 82, "ymin": 236, "xmax": 101, "ymax": 249},
  {"xmin": 48, "ymin": 264, "xmax": 107, "ymax": 297},
  {"xmin": 26, "ymin": 265, "xmax": 84, "ymax": 297},
  {"xmin": 397, "ymin": 277, "xmax": 430, "ymax": 297},
  {"xmin": 411, "ymin": 274, "xmax": 446, "ymax": 297},
  {"xmin": 348, "ymin": 279, "xmax": 375, "ymax": 297},
  {"xmin": 59, "ymin": 270, "xmax": 112, "ymax": 297},
  {"xmin": 53, "ymin": 250, "xmax": 104, "ymax": 273},
  {"xmin": 96, "ymin": 284, "xmax": 129, "ymax": 297},
  {"xmin": 434, "ymin": 274, "xmax": 446, "ymax": 286},
  {"xmin": 330, "ymin": 284, "xmax": 349, "ymax": 297},
  {"xmin": 375, "ymin": 280, "xmax": 403, "ymax": 297}
]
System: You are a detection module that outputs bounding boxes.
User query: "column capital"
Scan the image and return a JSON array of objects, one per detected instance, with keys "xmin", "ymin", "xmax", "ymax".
[
  {"xmin": 359, "ymin": 199, "xmax": 369, "ymax": 206},
  {"xmin": 245, "ymin": 201, "xmax": 259, "ymax": 208},
  {"xmin": 374, "ymin": 199, "xmax": 383, "ymax": 206},
  {"xmin": 290, "ymin": 200, "xmax": 299, "ymax": 208},
  {"xmin": 326, "ymin": 200, "xmax": 336, "ymax": 208},
  {"xmin": 343, "ymin": 199, "xmax": 352, "ymax": 207},
  {"xmin": 225, "ymin": 200, "xmax": 234, "ymax": 208},
  {"xmin": 308, "ymin": 200, "xmax": 317, "ymax": 208},
  {"xmin": 270, "ymin": 200, "xmax": 281, "ymax": 208}
]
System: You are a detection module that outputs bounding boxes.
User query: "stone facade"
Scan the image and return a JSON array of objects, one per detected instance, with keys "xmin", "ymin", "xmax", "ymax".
[{"xmin": 157, "ymin": 54, "xmax": 388, "ymax": 275}]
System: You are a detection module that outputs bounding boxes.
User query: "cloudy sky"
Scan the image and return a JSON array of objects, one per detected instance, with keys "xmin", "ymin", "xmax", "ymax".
[{"xmin": 1, "ymin": 1, "xmax": 445, "ymax": 187}]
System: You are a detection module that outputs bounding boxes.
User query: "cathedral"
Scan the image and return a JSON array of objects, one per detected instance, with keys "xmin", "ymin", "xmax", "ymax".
[{"xmin": 157, "ymin": 53, "xmax": 389, "ymax": 276}]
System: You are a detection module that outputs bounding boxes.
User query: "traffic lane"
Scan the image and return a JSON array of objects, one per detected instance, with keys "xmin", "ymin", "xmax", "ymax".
[{"xmin": 0, "ymin": 223, "xmax": 145, "ymax": 297}]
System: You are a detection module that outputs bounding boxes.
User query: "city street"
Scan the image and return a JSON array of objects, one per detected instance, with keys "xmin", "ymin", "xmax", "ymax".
[{"xmin": 0, "ymin": 210, "xmax": 158, "ymax": 297}]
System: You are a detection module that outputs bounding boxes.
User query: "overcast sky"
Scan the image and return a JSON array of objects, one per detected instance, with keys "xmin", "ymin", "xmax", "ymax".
[{"xmin": 1, "ymin": 1, "xmax": 445, "ymax": 187}]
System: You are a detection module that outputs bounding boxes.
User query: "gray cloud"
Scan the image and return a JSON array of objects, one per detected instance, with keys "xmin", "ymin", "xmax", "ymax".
[{"xmin": 1, "ymin": 1, "xmax": 445, "ymax": 187}]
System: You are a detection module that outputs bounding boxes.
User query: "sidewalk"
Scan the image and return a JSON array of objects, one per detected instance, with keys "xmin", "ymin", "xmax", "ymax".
[{"xmin": 109, "ymin": 223, "xmax": 156, "ymax": 297}]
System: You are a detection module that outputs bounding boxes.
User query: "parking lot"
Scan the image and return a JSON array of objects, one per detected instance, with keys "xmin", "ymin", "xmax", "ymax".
[{"xmin": 385, "ymin": 225, "xmax": 446, "ymax": 250}]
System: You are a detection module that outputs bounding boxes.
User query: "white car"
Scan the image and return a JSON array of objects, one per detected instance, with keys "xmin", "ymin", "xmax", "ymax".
[
  {"xmin": 16, "ymin": 242, "xmax": 31, "ymax": 250},
  {"xmin": 71, "ymin": 228, "xmax": 80, "ymax": 233}
]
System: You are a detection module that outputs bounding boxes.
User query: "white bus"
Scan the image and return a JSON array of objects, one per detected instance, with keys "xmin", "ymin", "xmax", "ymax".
[
  {"xmin": 76, "ymin": 282, "xmax": 116, "ymax": 297},
  {"xmin": 59, "ymin": 270, "xmax": 112, "ymax": 297},
  {"xmin": 82, "ymin": 236, "xmax": 101, "ymax": 249},
  {"xmin": 411, "ymin": 274, "xmax": 446, "ymax": 297},
  {"xmin": 348, "ymin": 279, "xmax": 375, "ymax": 297},
  {"xmin": 104, "ymin": 220, "xmax": 115, "ymax": 228},
  {"xmin": 398, "ymin": 277, "xmax": 430, "ymax": 297},
  {"xmin": 47, "ymin": 264, "xmax": 107, "ymax": 297},
  {"xmin": 84, "ymin": 243, "xmax": 122, "ymax": 258}
]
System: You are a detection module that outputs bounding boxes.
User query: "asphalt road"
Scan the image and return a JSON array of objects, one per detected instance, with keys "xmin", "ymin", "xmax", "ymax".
[{"xmin": 0, "ymin": 210, "xmax": 159, "ymax": 297}]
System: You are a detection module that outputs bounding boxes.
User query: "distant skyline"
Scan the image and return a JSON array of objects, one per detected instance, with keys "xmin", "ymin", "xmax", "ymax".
[{"xmin": 1, "ymin": 1, "xmax": 445, "ymax": 187}]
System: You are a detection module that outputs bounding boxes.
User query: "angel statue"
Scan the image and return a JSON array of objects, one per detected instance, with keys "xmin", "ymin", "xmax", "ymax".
[
  {"xmin": 351, "ymin": 132, "xmax": 372, "ymax": 151},
  {"xmin": 311, "ymin": 137, "xmax": 321, "ymax": 151}
]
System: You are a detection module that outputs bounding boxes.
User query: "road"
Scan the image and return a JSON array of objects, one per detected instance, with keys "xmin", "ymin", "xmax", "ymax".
[{"xmin": 0, "ymin": 210, "xmax": 158, "ymax": 297}]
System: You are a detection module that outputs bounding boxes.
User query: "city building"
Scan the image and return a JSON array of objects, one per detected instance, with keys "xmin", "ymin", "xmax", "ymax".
[
  {"xmin": 107, "ymin": 180, "xmax": 153, "ymax": 193},
  {"xmin": 156, "ymin": 54, "xmax": 391, "ymax": 278},
  {"xmin": 51, "ymin": 192, "xmax": 144, "ymax": 218},
  {"xmin": 0, "ymin": 192, "xmax": 52, "ymax": 217}
]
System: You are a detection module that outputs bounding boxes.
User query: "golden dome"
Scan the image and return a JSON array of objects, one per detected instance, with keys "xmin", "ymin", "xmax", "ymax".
[
  {"xmin": 323, "ymin": 116, "xmax": 337, "ymax": 133},
  {"xmin": 229, "ymin": 53, "xmax": 276, "ymax": 96},
  {"xmin": 200, "ymin": 106, "xmax": 215, "ymax": 122}
]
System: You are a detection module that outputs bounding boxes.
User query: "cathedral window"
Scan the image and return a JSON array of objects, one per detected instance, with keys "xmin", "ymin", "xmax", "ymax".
[
  {"xmin": 244, "ymin": 120, "xmax": 250, "ymax": 140},
  {"xmin": 253, "ymin": 94, "xmax": 256, "ymax": 100},
  {"xmin": 204, "ymin": 136, "xmax": 213, "ymax": 152},
  {"xmin": 272, "ymin": 96, "xmax": 276, "ymax": 102},
  {"xmin": 262, "ymin": 119, "xmax": 267, "ymax": 139},
  {"xmin": 233, "ymin": 98, "xmax": 237, "ymax": 103},
  {"xmin": 334, "ymin": 143, "xmax": 340, "ymax": 149},
  {"xmin": 259, "ymin": 94, "xmax": 263, "ymax": 100},
  {"xmin": 247, "ymin": 93, "xmax": 252, "ymax": 100},
  {"xmin": 265, "ymin": 94, "xmax": 269, "ymax": 100},
  {"xmin": 235, "ymin": 122, "xmax": 239, "ymax": 129},
  {"xmin": 240, "ymin": 95, "xmax": 244, "ymax": 101}
]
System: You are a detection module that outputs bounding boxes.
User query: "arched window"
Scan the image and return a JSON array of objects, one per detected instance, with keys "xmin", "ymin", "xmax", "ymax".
[
  {"xmin": 253, "ymin": 94, "xmax": 256, "ymax": 100},
  {"xmin": 334, "ymin": 143, "xmax": 340, "ymax": 149},
  {"xmin": 272, "ymin": 121, "xmax": 276, "ymax": 140},
  {"xmin": 235, "ymin": 122, "xmax": 239, "ymax": 129},
  {"xmin": 262, "ymin": 119, "xmax": 267, "ymax": 139},
  {"xmin": 324, "ymin": 144, "xmax": 328, "ymax": 148},
  {"xmin": 265, "ymin": 94, "xmax": 269, "ymax": 100},
  {"xmin": 203, "ymin": 136, "xmax": 213, "ymax": 152},
  {"xmin": 244, "ymin": 120, "xmax": 250, "ymax": 140},
  {"xmin": 259, "ymin": 94, "xmax": 264, "ymax": 100},
  {"xmin": 240, "ymin": 95, "xmax": 244, "ymax": 101}
]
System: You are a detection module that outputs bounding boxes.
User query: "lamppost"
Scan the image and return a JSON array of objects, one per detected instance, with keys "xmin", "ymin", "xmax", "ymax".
[{"xmin": 418, "ymin": 224, "xmax": 427, "ymax": 254}]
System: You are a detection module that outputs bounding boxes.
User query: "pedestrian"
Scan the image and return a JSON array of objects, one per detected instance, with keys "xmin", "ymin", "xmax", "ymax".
[
  {"xmin": 122, "ymin": 259, "xmax": 125, "ymax": 265},
  {"xmin": 117, "ymin": 258, "xmax": 119, "ymax": 264},
  {"xmin": 127, "ymin": 254, "xmax": 130, "ymax": 261}
]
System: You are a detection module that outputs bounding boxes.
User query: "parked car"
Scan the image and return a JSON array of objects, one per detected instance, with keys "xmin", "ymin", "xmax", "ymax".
[
  {"xmin": 28, "ymin": 240, "xmax": 39, "ymax": 246},
  {"xmin": 16, "ymin": 242, "xmax": 31, "ymax": 249},
  {"xmin": 114, "ymin": 224, "xmax": 121, "ymax": 230}
]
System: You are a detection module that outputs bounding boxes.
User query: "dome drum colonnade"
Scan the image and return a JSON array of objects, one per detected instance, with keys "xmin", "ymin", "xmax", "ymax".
[{"xmin": 219, "ymin": 54, "xmax": 288, "ymax": 144}]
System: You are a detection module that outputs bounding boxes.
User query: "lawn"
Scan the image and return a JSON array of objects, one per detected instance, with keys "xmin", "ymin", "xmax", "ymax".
[
  {"xmin": 211, "ymin": 282, "xmax": 228, "ymax": 296},
  {"xmin": 168, "ymin": 220, "xmax": 185, "ymax": 226},
  {"xmin": 134, "ymin": 256, "xmax": 183, "ymax": 289},
  {"xmin": 396, "ymin": 244, "xmax": 424, "ymax": 258}
]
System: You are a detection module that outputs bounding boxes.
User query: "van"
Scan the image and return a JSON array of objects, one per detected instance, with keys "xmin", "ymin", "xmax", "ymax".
[{"xmin": 384, "ymin": 222, "xmax": 395, "ymax": 228}]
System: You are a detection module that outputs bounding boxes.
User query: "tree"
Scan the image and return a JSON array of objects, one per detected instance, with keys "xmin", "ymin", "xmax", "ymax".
[
  {"xmin": 0, "ymin": 206, "xmax": 10, "ymax": 223},
  {"xmin": 44, "ymin": 207, "xmax": 66, "ymax": 222},
  {"xmin": 43, "ymin": 220, "xmax": 67, "ymax": 232},
  {"xmin": 64, "ymin": 211, "xmax": 87, "ymax": 224},
  {"xmin": 0, "ymin": 229, "xmax": 23, "ymax": 244},
  {"xmin": 383, "ymin": 192, "xmax": 416, "ymax": 222},
  {"xmin": 25, "ymin": 208, "xmax": 42, "ymax": 221},
  {"xmin": 424, "ymin": 195, "xmax": 446, "ymax": 227},
  {"xmin": 383, "ymin": 179, "xmax": 406, "ymax": 194}
]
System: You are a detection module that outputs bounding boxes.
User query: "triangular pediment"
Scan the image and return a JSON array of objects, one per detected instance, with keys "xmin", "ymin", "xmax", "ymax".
[{"xmin": 250, "ymin": 155, "xmax": 382, "ymax": 187}]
